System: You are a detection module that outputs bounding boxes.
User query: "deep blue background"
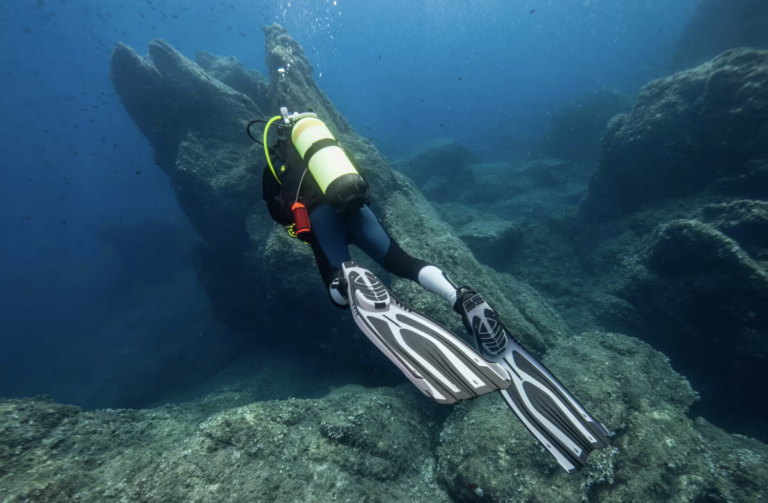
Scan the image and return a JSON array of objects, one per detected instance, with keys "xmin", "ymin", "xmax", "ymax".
[{"xmin": 0, "ymin": 0, "xmax": 698, "ymax": 404}]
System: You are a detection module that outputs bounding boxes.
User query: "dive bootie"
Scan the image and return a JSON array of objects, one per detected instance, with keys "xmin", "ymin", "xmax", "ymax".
[
  {"xmin": 342, "ymin": 262, "xmax": 512, "ymax": 405},
  {"xmin": 456, "ymin": 288, "xmax": 612, "ymax": 473}
]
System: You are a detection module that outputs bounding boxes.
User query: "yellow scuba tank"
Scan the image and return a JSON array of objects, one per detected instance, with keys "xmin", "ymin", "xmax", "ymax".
[{"xmin": 261, "ymin": 108, "xmax": 369, "ymax": 212}]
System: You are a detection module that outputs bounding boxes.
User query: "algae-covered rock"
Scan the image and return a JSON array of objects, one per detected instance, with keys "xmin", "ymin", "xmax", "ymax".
[
  {"xmin": 580, "ymin": 49, "xmax": 768, "ymax": 222},
  {"xmin": 110, "ymin": 27, "xmax": 567, "ymax": 361},
  {"xmin": 3, "ymin": 337, "xmax": 768, "ymax": 502},
  {"xmin": 701, "ymin": 199, "xmax": 768, "ymax": 255},
  {"xmin": 0, "ymin": 396, "xmax": 80, "ymax": 479},
  {"xmin": 438, "ymin": 332, "xmax": 768, "ymax": 503},
  {"xmin": 693, "ymin": 418, "xmax": 768, "ymax": 502},
  {"xmin": 648, "ymin": 219, "xmax": 766, "ymax": 280},
  {"xmin": 110, "ymin": 40, "xmax": 263, "ymax": 256},
  {"xmin": 196, "ymin": 50, "xmax": 270, "ymax": 113},
  {"xmin": 0, "ymin": 387, "xmax": 451, "ymax": 503}
]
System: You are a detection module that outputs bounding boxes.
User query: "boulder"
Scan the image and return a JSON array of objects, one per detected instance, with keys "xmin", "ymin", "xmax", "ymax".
[
  {"xmin": 3, "ymin": 335, "xmax": 767, "ymax": 503},
  {"xmin": 701, "ymin": 199, "xmax": 768, "ymax": 253},
  {"xmin": 0, "ymin": 388, "xmax": 451, "ymax": 503},
  {"xmin": 109, "ymin": 26, "xmax": 571, "ymax": 390},
  {"xmin": 580, "ymin": 49, "xmax": 768, "ymax": 222},
  {"xmin": 438, "ymin": 332, "xmax": 768, "ymax": 503},
  {"xmin": 110, "ymin": 39, "xmax": 264, "ymax": 257}
]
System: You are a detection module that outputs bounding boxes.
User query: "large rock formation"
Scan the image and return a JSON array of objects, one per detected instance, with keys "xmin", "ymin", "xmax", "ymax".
[
  {"xmin": 672, "ymin": 0, "xmax": 768, "ymax": 71},
  {"xmin": 110, "ymin": 38, "xmax": 263, "ymax": 258},
  {"xmin": 0, "ymin": 388, "xmax": 452, "ymax": 503},
  {"xmin": 439, "ymin": 333, "xmax": 768, "ymax": 503},
  {"xmin": 2, "ymin": 334, "xmax": 766, "ymax": 503},
  {"xmin": 575, "ymin": 49, "xmax": 768, "ymax": 437},
  {"xmin": 3, "ymin": 26, "xmax": 768, "ymax": 503},
  {"xmin": 580, "ymin": 49, "xmax": 768, "ymax": 223},
  {"xmin": 196, "ymin": 51, "xmax": 271, "ymax": 114},
  {"xmin": 108, "ymin": 25, "xmax": 573, "ymax": 398}
]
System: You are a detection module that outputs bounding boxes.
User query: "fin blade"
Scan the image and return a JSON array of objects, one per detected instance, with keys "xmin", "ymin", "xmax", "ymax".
[
  {"xmin": 458, "ymin": 289, "xmax": 611, "ymax": 472},
  {"xmin": 499, "ymin": 342, "xmax": 611, "ymax": 472},
  {"xmin": 343, "ymin": 262, "xmax": 512, "ymax": 404}
]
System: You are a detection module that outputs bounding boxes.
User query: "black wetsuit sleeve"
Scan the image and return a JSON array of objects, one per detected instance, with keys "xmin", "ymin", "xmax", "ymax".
[{"xmin": 262, "ymin": 164, "xmax": 291, "ymax": 225}]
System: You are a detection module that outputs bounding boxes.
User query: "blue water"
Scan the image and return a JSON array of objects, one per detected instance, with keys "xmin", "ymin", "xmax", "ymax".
[{"xmin": 0, "ymin": 0, "xmax": 699, "ymax": 405}]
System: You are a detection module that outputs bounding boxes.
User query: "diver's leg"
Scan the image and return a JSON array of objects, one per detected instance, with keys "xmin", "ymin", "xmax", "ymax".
[
  {"xmin": 347, "ymin": 206, "xmax": 460, "ymax": 308},
  {"xmin": 309, "ymin": 204, "xmax": 351, "ymax": 308}
]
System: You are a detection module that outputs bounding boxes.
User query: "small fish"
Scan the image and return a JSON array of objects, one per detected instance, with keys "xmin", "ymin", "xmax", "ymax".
[
  {"xmin": 458, "ymin": 77, "xmax": 462, "ymax": 80},
  {"xmin": 530, "ymin": 9, "xmax": 535, "ymax": 14},
  {"xmin": 378, "ymin": 55, "xmax": 381, "ymax": 59},
  {"xmin": 172, "ymin": 15, "xmax": 178, "ymax": 19},
  {"xmin": 163, "ymin": 12, "xmax": 167, "ymax": 18},
  {"xmin": 61, "ymin": 220, "xmax": 68, "ymax": 225},
  {"xmin": 440, "ymin": 123, "xmax": 443, "ymax": 127},
  {"xmin": 136, "ymin": 171, "xmax": 142, "ymax": 175},
  {"xmin": 421, "ymin": 100, "xmax": 423, "ymax": 103},
  {"xmin": 139, "ymin": 12, "xmax": 144, "ymax": 18},
  {"xmin": 22, "ymin": 27, "xmax": 31, "ymax": 33},
  {"xmin": 240, "ymin": 32, "xmax": 246, "ymax": 37}
]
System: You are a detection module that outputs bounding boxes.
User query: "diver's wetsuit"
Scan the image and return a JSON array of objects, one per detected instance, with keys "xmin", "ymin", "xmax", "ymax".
[{"xmin": 262, "ymin": 139, "xmax": 458, "ymax": 309}]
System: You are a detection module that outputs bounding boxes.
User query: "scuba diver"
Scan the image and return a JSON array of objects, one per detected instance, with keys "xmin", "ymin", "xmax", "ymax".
[{"xmin": 253, "ymin": 108, "xmax": 610, "ymax": 473}]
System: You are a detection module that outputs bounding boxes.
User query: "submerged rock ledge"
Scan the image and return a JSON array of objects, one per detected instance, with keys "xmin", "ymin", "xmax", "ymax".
[{"xmin": 2, "ymin": 333, "xmax": 767, "ymax": 503}]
